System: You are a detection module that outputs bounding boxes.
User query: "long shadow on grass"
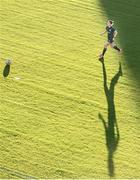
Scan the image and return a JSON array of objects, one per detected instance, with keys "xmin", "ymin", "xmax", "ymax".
[
  {"xmin": 98, "ymin": 0, "xmax": 140, "ymax": 88},
  {"xmin": 99, "ymin": 61, "xmax": 122, "ymax": 177}
]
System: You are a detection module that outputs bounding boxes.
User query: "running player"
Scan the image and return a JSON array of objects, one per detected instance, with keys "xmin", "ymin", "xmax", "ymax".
[{"xmin": 99, "ymin": 20, "xmax": 122, "ymax": 60}]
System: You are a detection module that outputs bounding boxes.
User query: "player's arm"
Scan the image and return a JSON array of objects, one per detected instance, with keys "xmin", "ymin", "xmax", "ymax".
[
  {"xmin": 100, "ymin": 30, "xmax": 107, "ymax": 36},
  {"xmin": 114, "ymin": 30, "xmax": 118, "ymax": 38}
]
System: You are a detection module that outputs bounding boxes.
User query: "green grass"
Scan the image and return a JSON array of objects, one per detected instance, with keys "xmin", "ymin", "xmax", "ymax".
[
  {"xmin": 0, "ymin": 0, "xmax": 140, "ymax": 178},
  {"xmin": 99, "ymin": 0, "xmax": 140, "ymax": 94}
]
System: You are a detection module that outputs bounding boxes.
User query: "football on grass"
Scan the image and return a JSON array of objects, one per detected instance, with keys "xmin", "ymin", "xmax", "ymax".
[{"xmin": 5, "ymin": 59, "xmax": 12, "ymax": 65}]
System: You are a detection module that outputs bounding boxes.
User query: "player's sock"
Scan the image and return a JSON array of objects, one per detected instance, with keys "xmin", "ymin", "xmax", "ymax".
[
  {"xmin": 113, "ymin": 46, "xmax": 120, "ymax": 52},
  {"xmin": 102, "ymin": 48, "xmax": 107, "ymax": 56}
]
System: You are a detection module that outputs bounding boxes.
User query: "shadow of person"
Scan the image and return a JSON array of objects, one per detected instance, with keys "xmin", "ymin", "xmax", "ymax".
[
  {"xmin": 3, "ymin": 64, "xmax": 11, "ymax": 78},
  {"xmin": 99, "ymin": 61, "xmax": 122, "ymax": 177}
]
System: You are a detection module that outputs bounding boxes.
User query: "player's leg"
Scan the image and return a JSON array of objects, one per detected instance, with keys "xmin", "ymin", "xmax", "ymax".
[
  {"xmin": 100, "ymin": 42, "xmax": 109, "ymax": 58},
  {"xmin": 110, "ymin": 42, "xmax": 122, "ymax": 53}
]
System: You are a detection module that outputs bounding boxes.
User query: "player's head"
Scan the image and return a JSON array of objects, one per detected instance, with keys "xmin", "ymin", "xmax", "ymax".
[{"xmin": 107, "ymin": 20, "xmax": 114, "ymax": 27}]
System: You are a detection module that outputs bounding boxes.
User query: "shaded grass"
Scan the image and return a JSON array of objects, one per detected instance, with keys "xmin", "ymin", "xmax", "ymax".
[{"xmin": 99, "ymin": 0, "xmax": 140, "ymax": 87}]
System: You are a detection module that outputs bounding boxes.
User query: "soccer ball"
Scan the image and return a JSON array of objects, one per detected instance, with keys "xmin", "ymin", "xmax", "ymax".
[{"xmin": 5, "ymin": 59, "xmax": 12, "ymax": 65}]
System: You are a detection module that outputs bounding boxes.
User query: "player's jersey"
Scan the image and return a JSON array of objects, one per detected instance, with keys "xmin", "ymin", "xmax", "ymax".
[{"xmin": 106, "ymin": 26, "xmax": 116, "ymax": 42}]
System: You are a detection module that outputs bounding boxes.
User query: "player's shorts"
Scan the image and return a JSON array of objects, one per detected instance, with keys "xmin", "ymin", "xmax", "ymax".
[{"xmin": 108, "ymin": 39, "xmax": 114, "ymax": 43}]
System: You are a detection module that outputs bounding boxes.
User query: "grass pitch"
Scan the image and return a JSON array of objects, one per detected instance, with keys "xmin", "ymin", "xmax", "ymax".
[{"xmin": 0, "ymin": 0, "xmax": 140, "ymax": 178}]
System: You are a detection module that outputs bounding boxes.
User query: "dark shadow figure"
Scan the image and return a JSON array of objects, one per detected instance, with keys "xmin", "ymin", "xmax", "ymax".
[
  {"xmin": 99, "ymin": 61, "xmax": 122, "ymax": 177},
  {"xmin": 3, "ymin": 64, "xmax": 11, "ymax": 78}
]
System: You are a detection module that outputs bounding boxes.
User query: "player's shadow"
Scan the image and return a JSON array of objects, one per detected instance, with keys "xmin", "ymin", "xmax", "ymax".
[
  {"xmin": 3, "ymin": 64, "xmax": 11, "ymax": 78},
  {"xmin": 99, "ymin": 61, "xmax": 122, "ymax": 177}
]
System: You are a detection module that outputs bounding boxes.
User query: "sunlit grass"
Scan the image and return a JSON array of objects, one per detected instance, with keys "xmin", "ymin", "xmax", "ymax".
[{"xmin": 0, "ymin": 0, "xmax": 139, "ymax": 178}]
